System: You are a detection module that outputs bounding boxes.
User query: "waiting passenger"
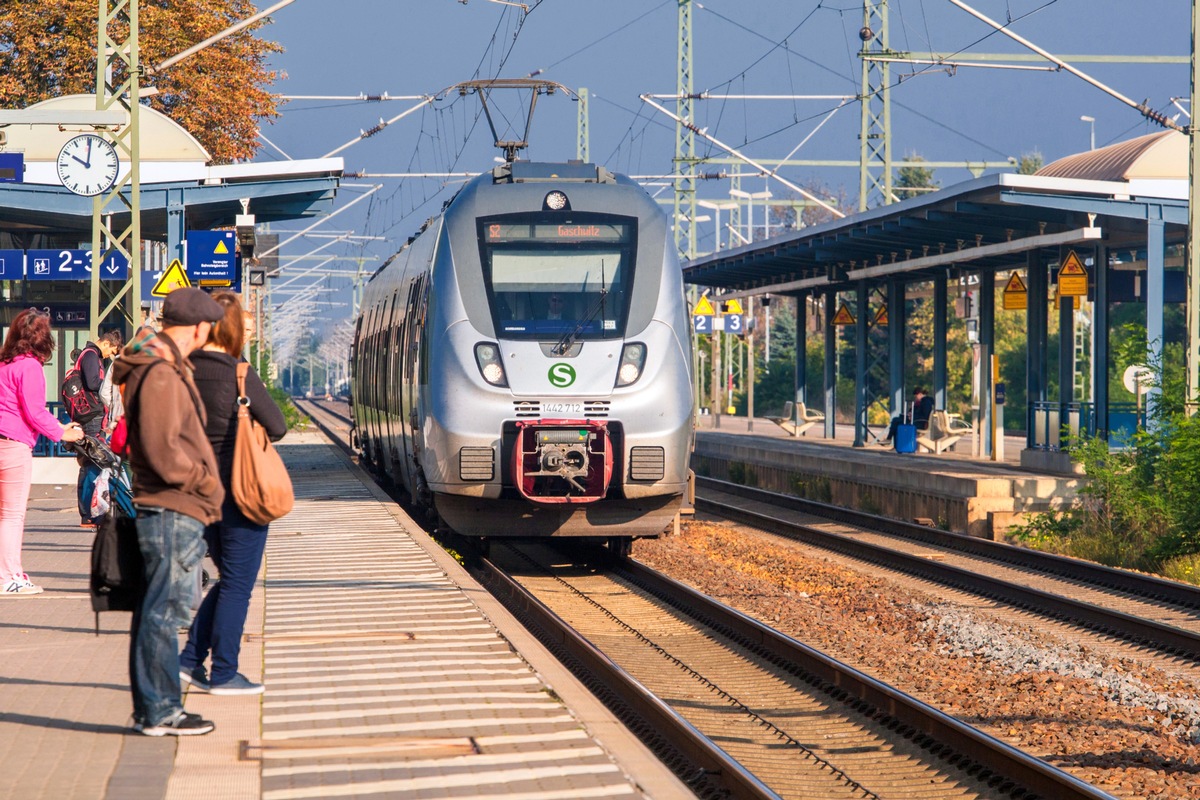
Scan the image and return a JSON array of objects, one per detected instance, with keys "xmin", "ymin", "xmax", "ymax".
[
  {"xmin": 112, "ymin": 288, "xmax": 225, "ymax": 737},
  {"xmin": 880, "ymin": 387, "xmax": 934, "ymax": 445},
  {"xmin": 179, "ymin": 291, "xmax": 286, "ymax": 697}
]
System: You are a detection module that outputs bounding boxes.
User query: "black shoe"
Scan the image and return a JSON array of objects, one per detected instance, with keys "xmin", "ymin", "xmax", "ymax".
[
  {"xmin": 135, "ymin": 710, "xmax": 215, "ymax": 736},
  {"xmin": 879, "ymin": 439, "xmax": 892, "ymax": 446}
]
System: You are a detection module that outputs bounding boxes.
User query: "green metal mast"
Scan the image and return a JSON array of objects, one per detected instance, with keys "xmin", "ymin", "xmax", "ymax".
[
  {"xmin": 91, "ymin": 0, "xmax": 143, "ymax": 337},
  {"xmin": 858, "ymin": 0, "xmax": 893, "ymax": 211},
  {"xmin": 674, "ymin": 0, "xmax": 696, "ymax": 259},
  {"xmin": 577, "ymin": 87, "xmax": 589, "ymax": 163}
]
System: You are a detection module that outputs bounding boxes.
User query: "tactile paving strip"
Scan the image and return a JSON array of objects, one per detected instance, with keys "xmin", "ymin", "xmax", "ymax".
[{"xmin": 257, "ymin": 440, "xmax": 640, "ymax": 799}]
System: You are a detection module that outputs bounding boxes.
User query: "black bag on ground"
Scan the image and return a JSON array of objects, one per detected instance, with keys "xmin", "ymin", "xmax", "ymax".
[
  {"xmin": 61, "ymin": 353, "xmax": 104, "ymax": 424},
  {"xmin": 90, "ymin": 507, "xmax": 144, "ymax": 627}
]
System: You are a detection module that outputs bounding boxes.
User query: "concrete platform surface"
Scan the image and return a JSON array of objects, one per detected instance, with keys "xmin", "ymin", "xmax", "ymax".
[{"xmin": 1, "ymin": 430, "xmax": 691, "ymax": 800}]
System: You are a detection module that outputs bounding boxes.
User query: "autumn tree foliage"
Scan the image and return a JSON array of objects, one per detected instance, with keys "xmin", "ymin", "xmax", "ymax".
[{"xmin": 0, "ymin": 0, "xmax": 282, "ymax": 164}]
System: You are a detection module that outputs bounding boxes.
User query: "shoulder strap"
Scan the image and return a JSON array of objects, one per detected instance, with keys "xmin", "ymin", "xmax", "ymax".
[{"xmin": 236, "ymin": 362, "xmax": 251, "ymax": 415}]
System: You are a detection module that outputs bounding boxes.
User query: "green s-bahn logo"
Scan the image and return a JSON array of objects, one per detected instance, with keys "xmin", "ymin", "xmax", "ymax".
[{"xmin": 548, "ymin": 363, "xmax": 577, "ymax": 388}]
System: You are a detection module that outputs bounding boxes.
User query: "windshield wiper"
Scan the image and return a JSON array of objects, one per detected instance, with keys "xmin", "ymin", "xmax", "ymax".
[{"xmin": 553, "ymin": 287, "xmax": 609, "ymax": 355}]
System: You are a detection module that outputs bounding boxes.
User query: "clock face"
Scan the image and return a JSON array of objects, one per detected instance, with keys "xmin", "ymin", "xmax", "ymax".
[{"xmin": 56, "ymin": 134, "xmax": 120, "ymax": 197}]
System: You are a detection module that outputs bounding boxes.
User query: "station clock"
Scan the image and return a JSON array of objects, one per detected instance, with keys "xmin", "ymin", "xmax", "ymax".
[{"xmin": 56, "ymin": 134, "xmax": 120, "ymax": 197}]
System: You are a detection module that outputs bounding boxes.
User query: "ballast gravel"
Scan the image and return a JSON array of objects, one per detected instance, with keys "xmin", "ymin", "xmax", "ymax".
[{"xmin": 634, "ymin": 521, "xmax": 1200, "ymax": 800}]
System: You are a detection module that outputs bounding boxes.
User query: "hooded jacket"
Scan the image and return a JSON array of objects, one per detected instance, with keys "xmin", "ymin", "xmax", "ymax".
[{"xmin": 111, "ymin": 327, "xmax": 224, "ymax": 525}]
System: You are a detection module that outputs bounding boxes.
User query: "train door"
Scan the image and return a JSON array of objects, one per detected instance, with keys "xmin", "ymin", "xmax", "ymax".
[
  {"xmin": 398, "ymin": 273, "xmax": 427, "ymax": 488},
  {"xmin": 381, "ymin": 291, "xmax": 403, "ymax": 477},
  {"xmin": 361, "ymin": 303, "xmax": 383, "ymax": 466}
]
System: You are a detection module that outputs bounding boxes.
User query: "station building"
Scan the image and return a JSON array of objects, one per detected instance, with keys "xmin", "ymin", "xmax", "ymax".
[{"xmin": 0, "ymin": 94, "xmax": 343, "ymax": 480}]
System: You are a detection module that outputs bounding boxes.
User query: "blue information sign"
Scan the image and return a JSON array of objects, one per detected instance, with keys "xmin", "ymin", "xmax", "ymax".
[
  {"xmin": 0, "ymin": 249, "xmax": 23, "ymax": 279},
  {"xmin": 692, "ymin": 314, "xmax": 712, "ymax": 334},
  {"xmin": 25, "ymin": 248, "xmax": 128, "ymax": 281},
  {"xmin": 187, "ymin": 230, "xmax": 237, "ymax": 284}
]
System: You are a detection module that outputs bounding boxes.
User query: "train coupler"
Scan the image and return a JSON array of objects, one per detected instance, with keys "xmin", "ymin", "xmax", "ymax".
[{"xmin": 513, "ymin": 420, "xmax": 612, "ymax": 504}]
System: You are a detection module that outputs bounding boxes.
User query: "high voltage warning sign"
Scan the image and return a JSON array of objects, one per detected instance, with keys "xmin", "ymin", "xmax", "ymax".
[
  {"xmin": 151, "ymin": 259, "xmax": 192, "ymax": 297},
  {"xmin": 831, "ymin": 302, "xmax": 856, "ymax": 326},
  {"xmin": 693, "ymin": 295, "xmax": 715, "ymax": 315},
  {"xmin": 1003, "ymin": 270, "xmax": 1027, "ymax": 310},
  {"xmin": 873, "ymin": 304, "xmax": 888, "ymax": 326},
  {"xmin": 1058, "ymin": 250, "xmax": 1088, "ymax": 297}
]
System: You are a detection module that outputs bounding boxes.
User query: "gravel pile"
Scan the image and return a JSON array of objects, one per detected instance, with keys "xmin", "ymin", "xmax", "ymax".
[{"xmin": 634, "ymin": 520, "xmax": 1200, "ymax": 800}]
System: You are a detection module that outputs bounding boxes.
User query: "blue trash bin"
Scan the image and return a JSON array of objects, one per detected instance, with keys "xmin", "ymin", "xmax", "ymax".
[{"xmin": 894, "ymin": 424, "xmax": 917, "ymax": 453}]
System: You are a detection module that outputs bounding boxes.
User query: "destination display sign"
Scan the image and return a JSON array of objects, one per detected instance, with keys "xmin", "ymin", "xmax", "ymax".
[{"xmin": 485, "ymin": 221, "xmax": 628, "ymax": 243}]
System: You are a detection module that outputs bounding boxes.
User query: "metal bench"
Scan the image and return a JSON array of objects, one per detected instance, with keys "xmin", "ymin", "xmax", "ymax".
[
  {"xmin": 766, "ymin": 401, "xmax": 824, "ymax": 437},
  {"xmin": 915, "ymin": 410, "xmax": 972, "ymax": 454}
]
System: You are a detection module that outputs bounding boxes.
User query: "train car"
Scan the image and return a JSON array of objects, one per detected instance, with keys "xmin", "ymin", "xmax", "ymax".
[{"xmin": 350, "ymin": 160, "xmax": 694, "ymax": 550}]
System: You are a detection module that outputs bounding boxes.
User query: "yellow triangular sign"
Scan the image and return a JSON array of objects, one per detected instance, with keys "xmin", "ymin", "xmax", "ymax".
[
  {"xmin": 873, "ymin": 304, "xmax": 888, "ymax": 326},
  {"xmin": 1004, "ymin": 270, "xmax": 1027, "ymax": 294},
  {"xmin": 1059, "ymin": 250, "xmax": 1086, "ymax": 275},
  {"xmin": 831, "ymin": 302, "xmax": 856, "ymax": 326},
  {"xmin": 213, "ymin": 239, "xmax": 230, "ymax": 255},
  {"xmin": 694, "ymin": 296, "xmax": 715, "ymax": 315},
  {"xmin": 724, "ymin": 298, "xmax": 744, "ymax": 315},
  {"xmin": 151, "ymin": 259, "xmax": 193, "ymax": 297}
]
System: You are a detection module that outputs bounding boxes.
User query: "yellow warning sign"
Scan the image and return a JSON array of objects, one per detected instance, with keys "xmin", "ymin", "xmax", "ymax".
[
  {"xmin": 213, "ymin": 239, "xmax": 230, "ymax": 255},
  {"xmin": 873, "ymin": 304, "xmax": 888, "ymax": 326},
  {"xmin": 1058, "ymin": 250, "xmax": 1088, "ymax": 297},
  {"xmin": 151, "ymin": 259, "xmax": 192, "ymax": 297},
  {"xmin": 831, "ymin": 302, "xmax": 856, "ymax": 326},
  {"xmin": 694, "ymin": 295, "xmax": 715, "ymax": 315},
  {"xmin": 723, "ymin": 298, "xmax": 744, "ymax": 315},
  {"xmin": 1002, "ymin": 270, "xmax": 1027, "ymax": 311}
]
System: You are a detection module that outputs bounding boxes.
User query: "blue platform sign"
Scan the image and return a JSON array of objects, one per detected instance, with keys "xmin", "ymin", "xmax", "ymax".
[
  {"xmin": 187, "ymin": 230, "xmax": 237, "ymax": 284},
  {"xmin": 25, "ymin": 249, "xmax": 129, "ymax": 281},
  {"xmin": 0, "ymin": 249, "xmax": 23, "ymax": 279}
]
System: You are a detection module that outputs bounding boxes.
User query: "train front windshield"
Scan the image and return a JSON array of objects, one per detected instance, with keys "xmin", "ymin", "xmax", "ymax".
[{"xmin": 479, "ymin": 214, "xmax": 636, "ymax": 339}]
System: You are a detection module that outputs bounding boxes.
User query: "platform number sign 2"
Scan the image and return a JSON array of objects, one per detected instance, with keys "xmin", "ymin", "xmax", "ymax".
[{"xmin": 692, "ymin": 313, "xmax": 712, "ymax": 334}]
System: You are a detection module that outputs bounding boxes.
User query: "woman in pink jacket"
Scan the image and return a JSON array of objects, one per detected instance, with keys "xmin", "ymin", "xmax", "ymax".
[{"xmin": 0, "ymin": 309, "xmax": 84, "ymax": 595}]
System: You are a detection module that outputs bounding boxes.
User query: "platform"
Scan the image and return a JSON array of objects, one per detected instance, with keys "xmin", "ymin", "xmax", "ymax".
[
  {"xmin": 695, "ymin": 416, "xmax": 1081, "ymax": 538},
  {"xmin": 0, "ymin": 430, "xmax": 691, "ymax": 800}
]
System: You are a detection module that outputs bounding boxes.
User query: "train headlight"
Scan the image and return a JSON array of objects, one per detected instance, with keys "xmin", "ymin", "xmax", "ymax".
[
  {"xmin": 474, "ymin": 342, "xmax": 508, "ymax": 387},
  {"xmin": 615, "ymin": 342, "xmax": 646, "ymax": 387}
]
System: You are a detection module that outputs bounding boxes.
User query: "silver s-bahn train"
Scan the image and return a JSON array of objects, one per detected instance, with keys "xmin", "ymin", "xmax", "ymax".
[{"xmin": 350, "ymin": 160, "xmax": 695, "ymax": 548}]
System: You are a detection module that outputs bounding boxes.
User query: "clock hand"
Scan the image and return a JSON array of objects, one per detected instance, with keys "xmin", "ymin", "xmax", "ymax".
[{"xmin": 83, "ymin": 138, "xmax": 93, "ymax": 168}]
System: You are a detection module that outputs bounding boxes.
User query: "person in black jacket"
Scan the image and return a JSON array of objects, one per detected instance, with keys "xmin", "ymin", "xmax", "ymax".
[
  {"xmin": 76, "ymin": 329, "xmax": 123, "ymax": 526},
  {"xmin": 881, "ymin": 387, "xmax": 934, "ymax": 445},
  {"xmin": 178, "ymin": 292, "xmax": 286, "ymax": 696}
]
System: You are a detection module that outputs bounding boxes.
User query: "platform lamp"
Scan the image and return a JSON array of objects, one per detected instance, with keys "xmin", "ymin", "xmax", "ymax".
[{"xmin": 1080, "ymin": 115, "xmax": 1095, "ymax": 151}]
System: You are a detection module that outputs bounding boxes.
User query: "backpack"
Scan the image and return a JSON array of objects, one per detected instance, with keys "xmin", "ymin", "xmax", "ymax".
[{"xmin": 61, "ymin": 351, "xmax": 105, "ymax": 424}]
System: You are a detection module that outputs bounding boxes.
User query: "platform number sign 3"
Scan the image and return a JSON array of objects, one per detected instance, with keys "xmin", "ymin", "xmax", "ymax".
[{"xmin": 548, "ymin": 363, "xmax": 577, "ymax": 388}]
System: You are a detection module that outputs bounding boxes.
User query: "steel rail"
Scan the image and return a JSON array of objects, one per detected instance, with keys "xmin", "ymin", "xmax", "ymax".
[
  {"xmin": 696, "ymin": 478, "xmax": 1200, "ymax": 658},
  {"xmin": 696, "ymin": 476, "xmax": 1200, "ymax": 608},
  {"xmin": 476, "ymin": 556, "xmax": 782, "ymax": 800},
  {"xmin": 617, "ymin": 559, "xmax": 1117, "ymax": 800}
]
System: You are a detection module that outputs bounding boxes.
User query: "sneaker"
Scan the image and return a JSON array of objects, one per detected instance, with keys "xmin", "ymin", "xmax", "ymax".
[
  {"xmin": 208, "ymin": 673, "xmax": 265, "ymax": 696},
  {"xmin": 180, "ymin": 666, "xmax": 210, "ymax": 692},
  {"xmin": 2, "ymin": 574, "xmax": 43, "ymax": 596},
  {"xmin": 135, "ymin": 710, "xmax": 215, "ymax": 737}
]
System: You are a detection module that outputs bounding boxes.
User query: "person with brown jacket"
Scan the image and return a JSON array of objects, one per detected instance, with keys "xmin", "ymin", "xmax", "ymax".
[{"xmin": 111, "ymin": 288, "xmax": 225, "ymax": 737}]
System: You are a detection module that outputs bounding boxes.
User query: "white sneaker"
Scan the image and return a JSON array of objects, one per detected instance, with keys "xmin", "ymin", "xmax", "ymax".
[{"xmin": 3, "ymin": 573, "xmax": 43, "ymax": 595}]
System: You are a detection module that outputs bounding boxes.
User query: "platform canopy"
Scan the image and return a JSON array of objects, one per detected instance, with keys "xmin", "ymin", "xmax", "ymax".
[
  {"xmin": 0, "ymin": 94, "xmax": 342, "ymax": 239},
  {"xmin": 683, "ymin": 168, "xmax": 1188, "ymax": 299}
]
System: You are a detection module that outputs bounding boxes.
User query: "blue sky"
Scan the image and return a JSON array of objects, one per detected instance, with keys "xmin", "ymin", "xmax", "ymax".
[{"xmin": 251, "ymin": 0, "xmax": 1189, "ymax": 326}]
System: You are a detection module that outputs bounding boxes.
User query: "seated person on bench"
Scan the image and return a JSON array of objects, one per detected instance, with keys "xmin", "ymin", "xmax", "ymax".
[{"xmin": 880, "ymin": 387, "xmax": 933, "ymax": 445}]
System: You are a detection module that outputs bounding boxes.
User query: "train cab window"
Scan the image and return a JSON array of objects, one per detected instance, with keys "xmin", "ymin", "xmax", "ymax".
[{"xmin": 478, "ymin": 214, "xmax": 636, "ymax": 340}]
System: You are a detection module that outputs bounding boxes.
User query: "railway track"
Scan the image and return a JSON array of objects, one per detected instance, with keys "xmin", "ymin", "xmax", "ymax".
[
  {"xmin": 479, "ymin": 540, "xmax": 1114, "ymax": 800},
  {"xmin": 298, "ymin": 399, "xmax": 1123, "ymax": 797},
  {"xmin": 695, "ymin": 476, "xmax": 1200, "ymax": 666}
]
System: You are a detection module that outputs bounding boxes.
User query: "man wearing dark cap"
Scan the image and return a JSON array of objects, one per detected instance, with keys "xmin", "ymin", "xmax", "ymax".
[{"xmin": 111, "ymin": 288, "xmax": 225, "ymax": 736}]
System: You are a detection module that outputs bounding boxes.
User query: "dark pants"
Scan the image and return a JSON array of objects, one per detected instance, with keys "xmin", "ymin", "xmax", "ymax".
[
  {"xmin": 885, "ymin": 416, "xmax": 928, "ymax": 441},
  {"xmin": 76, "ymin": 419, "xmax": 104, "ymax": 523},
  {"xmin": 130, "ymin": 507, "xmax": 206, "ymax": 727},
  {"xmin": 179, "ymin": 496, "xmax": 269, "ymax": 687}
]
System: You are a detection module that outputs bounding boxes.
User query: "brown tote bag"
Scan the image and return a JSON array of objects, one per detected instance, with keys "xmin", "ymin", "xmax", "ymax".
[{"xmin": 232, "ymin": 362, "xmax": 294, "ymax": 524}]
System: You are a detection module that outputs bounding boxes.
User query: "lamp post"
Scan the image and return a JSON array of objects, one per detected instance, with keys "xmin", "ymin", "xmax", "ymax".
[{"xmin": 1080, "ymin": 115, "xmax": 1096, "ymax": 150}]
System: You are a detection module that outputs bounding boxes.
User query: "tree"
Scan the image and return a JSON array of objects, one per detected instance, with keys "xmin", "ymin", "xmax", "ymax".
[
  {"xmin": 0, "ymin": 0, "xmax": 282, "ymax": 163},
  {"xmin": 894, "ymin": 154, "xmax": 938, "ymax": 201},
  {"xmin": 1017, "ymin": 150, "xmax": 1044, "ymax": 175}
]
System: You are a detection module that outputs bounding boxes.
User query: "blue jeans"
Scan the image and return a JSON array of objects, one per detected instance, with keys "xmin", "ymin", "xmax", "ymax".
[
  {"xmin": 180, "ymin": 497, "xmax": 269, "ymax": 686},
  {"xmin": 129, "ymin": 507, "xmax": 206, "ymax": 727}
]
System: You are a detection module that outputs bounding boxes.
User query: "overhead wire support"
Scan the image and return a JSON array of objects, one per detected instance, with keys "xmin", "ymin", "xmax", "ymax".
[
  {"xmin": 641, "ymin": 95, "xmax": 846, "ymax": 219},
  {"xmin": 947, "ymin": 0, "xmax": 1185, "ymax": 133}
]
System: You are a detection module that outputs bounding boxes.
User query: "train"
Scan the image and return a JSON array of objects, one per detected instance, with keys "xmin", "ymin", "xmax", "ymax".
[{"xmin": 349, "ymin": 160, "xmax": 695, "ymax": 552}]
